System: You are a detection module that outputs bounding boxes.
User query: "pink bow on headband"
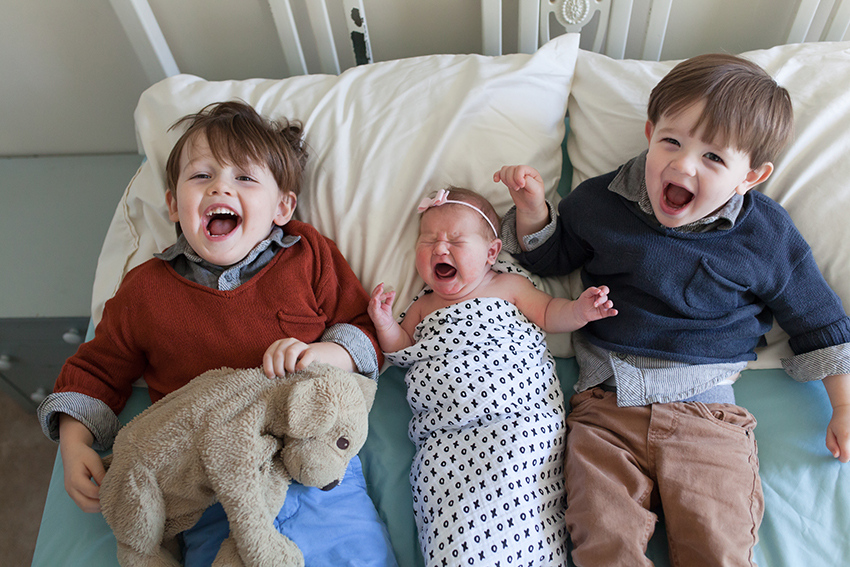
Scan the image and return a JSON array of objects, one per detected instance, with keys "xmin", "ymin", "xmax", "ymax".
[
  {"xmin": 417, "ymin": 189, "xmax": 450, "ymax": 212},
  {"xmin": 416, "ymin": 189, "xmax": 499, "ymax": 238}
]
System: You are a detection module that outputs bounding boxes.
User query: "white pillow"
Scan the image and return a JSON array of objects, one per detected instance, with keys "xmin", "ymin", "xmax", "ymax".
[
  {"xmin": 566, "ymin": 41, "xmax": 850, "ymax": 368},
  {"xmin": 91, "ymin": 34, "xmax": 580, "ymax": 353}
]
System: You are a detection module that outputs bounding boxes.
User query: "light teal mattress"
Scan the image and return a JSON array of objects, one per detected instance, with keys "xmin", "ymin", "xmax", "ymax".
[{"xmin": 33, "ymin": 356, "xmax": 850, "ymax": 566}]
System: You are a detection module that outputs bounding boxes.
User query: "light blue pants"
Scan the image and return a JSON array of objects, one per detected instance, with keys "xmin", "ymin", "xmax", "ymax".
[{"xmin": 181, "ymin": 456, "xmax": 398, "ymax": 567}]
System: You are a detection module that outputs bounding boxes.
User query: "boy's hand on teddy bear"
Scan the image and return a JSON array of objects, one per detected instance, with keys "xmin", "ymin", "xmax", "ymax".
[
  {"xmin": 263, "ymin": 338, "xmax": 316, "ymax": 378},
  {"xmin": 59, "ymin": 414, "xmax": 106, "ymax": 513},
  {"xmin": 60, "ymin": 440, "xmax": 106, "ymax": 513},
  {"xmin": 263, "ymin": 339, "xmax": 356, "ymax": 378}
]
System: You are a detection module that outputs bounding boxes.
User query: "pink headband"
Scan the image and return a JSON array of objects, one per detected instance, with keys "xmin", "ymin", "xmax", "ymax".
[{"xmin": 417, "ymin": 189, "xmax": 499, "ymax": 238}]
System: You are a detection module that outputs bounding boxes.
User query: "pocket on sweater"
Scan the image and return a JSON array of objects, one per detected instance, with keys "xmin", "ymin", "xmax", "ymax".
[
  {"xmin": 277, "ymin": 310, "xmax": 328, "ymax": 342},
  {"xmin": 683, "ymin": 258, "xmax": 750, "ymax": 313}
]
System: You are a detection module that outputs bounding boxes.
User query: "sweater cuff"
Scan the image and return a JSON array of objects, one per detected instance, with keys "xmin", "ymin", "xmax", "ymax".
[
  {"xmin": 788, "ymin": 317, "xmax": 850, "ymax": 355},
  {"xmin": 37, "ymin": 391, "xmax": 121, "ymax": 451},
  {"xmin": 322, "ymin": 323, "xmax": 379, "ymax": 381}
]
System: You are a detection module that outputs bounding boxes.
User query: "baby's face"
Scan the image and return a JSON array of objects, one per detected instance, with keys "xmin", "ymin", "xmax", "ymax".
[
  {"xmin": 166, "ymin": 135, "xmax": 295, "ymax": 267},
  {"xmin": 644, "ymin": 101, "xmax": 769, "ymax": 228},
  {"xmin": 415, "ymin": 205, "xmax": 499, "ymax": 302}
]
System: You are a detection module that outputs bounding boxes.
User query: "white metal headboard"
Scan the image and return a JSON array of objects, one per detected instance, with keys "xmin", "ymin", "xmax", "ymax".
[
  {"xmin": 107, "ymin": 0, "xmax": 373, "ymax": 84},
  {"xmin": 483, "ymin": 0, "xmax": 850, "ymax": 60},
  {"xmin": 481, "ymin": 0, "xmax": 672, "ymax": 60},
  {"xmin": 107, "ymin": 0, "xmax": 850, "ymax": 86}
]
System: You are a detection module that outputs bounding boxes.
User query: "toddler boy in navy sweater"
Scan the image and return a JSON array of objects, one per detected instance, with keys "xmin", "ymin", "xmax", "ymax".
[{"xmin": 495, "ymin": 54, "xmax": 850, "ymax": 566}]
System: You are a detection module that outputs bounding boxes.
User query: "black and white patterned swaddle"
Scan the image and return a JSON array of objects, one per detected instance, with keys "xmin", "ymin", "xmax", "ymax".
[{"xmin": 386, "ymin": 293, "xmax": 568, "ymax": 567}]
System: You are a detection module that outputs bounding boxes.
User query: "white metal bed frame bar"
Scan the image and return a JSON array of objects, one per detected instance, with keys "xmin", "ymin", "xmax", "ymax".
[
  {"xmin": 480, "ymin": 0, "xmax": 501, "ymax": 56},
  {"xmin": 787, "ymin": 0, "xmax": 850, "ymax": 43},
  {"xmin": 481, "ymin": 0, "xmax": 672, "ymax": 60},
  {"xmin": 268, "ymin": 0, "xmax": 309, "ymax": 77},
  {"xmin": 109, "ymin": 0, "xmax": 373, "ymax": 83},
  {"xmin": 107, "ymin": 0, "xmax": 179, "ymax": 83},
  {"xmin": 344, "ymin": 0, "xmax": 373, "ymax": 66}
]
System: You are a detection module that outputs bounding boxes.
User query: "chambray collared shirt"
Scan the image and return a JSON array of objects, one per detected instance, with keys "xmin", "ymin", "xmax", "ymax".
[{"xmin": 154, "ymin": 226, "xmax": 300, "ymax": 290}]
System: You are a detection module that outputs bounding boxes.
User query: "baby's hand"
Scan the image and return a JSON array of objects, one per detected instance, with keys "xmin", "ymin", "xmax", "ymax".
[
  {"xmin": 576, "ymin": 285, "xmax": 618, "ymax": 324},
  {"xmin": 827, "ymin": 404, "xmax": 850, "ymax": 463},
  {"xmin": 494, "ymin": 165, "xmax": 546, "ymax": 212},
  {"xmin": 368, "ymin": 283, "xmax": 396, "ymax": 332}
]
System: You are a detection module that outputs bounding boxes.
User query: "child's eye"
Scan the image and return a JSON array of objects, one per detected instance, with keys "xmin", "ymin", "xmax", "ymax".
[
  {"xmin": 662, "ymin": 138, "xmax": 680, "ymax": 147},
  {"xmin": 705, "ymin": 152, "xmax": 724, "ymax": 164},
  {"xmin": 236, "ymin": 175, "xmax": 256, "ymax": 182},
  {"xmin": 190, "ymin": 173, "xmax": 211, "ymax": 180}
]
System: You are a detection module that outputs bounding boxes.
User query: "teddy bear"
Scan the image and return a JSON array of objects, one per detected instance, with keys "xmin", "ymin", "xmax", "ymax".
[{"xmin": 98, "ymin": 362, "xmax": 377, "ymax": 567}]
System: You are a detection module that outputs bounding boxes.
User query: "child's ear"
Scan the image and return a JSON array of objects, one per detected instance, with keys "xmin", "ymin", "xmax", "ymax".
[
  {"xmin": 274, "ymin": 191, "xmax": 297, "ymax": 226},
  {"xmin": 645, "ymin": 120, "xmax": 655, "ymax": 144},
  {"xmin": 734, "ymin": 162, "xmax": 774, "ymax": 195},
  {"xmin": 487, "ymin": 238, "xmax": 502, "ymax": 265},
  {"xmin": 165, "ymin": 190, "xmax": 180, "ymax": 223}
]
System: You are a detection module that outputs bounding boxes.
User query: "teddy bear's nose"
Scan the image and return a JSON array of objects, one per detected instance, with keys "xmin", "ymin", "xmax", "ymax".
[{"xmin": 321, "ymin": 480, "xmax": 340, "ymax": 491}]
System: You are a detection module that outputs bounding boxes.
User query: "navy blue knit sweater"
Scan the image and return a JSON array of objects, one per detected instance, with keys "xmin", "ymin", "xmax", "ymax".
[{"xmin": 516, "ymin": 169, "xmax": 850, "ymax": 365}]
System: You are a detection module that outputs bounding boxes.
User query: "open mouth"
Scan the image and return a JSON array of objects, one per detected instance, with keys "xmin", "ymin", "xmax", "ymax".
[
  {"xmin": 662, "ymin": 183, "xmax": 694, "ymax": 211},
  {"xmin": 434, "ymin": 263, "xmax": 457, "ymax": 280},
  {"xmin": 205, "ymin": 206, "xmax": 241, "ymax": 237}
]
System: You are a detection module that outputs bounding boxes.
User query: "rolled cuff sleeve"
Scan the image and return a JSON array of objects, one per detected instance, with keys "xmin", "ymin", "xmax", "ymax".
[
  {"xmin": 499, "ymin": 201, "xmax": 557, "ymax": 255},
  {"xmin": 781, "ymin": 343, "xmax": 850, "ymax": 382},
  {"xmin": 37, "ymin": 391, "xmax": 121, "ymax": 451},
  {"xmin": 322, "ymin": 323, "xmax": 379, "ymax": 381}
]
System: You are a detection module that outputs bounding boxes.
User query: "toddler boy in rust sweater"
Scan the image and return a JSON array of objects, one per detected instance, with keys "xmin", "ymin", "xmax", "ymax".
[{"xmin": 38, "ymin": 101, "xmax": 396, "ymax": 566}]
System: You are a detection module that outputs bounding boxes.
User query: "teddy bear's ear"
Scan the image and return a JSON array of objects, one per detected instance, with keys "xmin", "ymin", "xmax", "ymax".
[
  {"xmin": 352, "ymin": 373, "xmax": 377, "ymax": 412},
  {"xmin": 283, "ymin": 378, "xmax": 339, "ymax": 438}
]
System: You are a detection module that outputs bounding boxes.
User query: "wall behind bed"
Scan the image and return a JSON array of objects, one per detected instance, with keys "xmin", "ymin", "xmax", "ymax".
[{"xmin": 0, "ymin": 156, "xmax": 143, "ymax": 318}]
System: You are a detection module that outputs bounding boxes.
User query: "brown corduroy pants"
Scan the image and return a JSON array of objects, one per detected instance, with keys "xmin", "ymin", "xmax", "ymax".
[{"xmin": 564, "ymin": 388, "xmax": 763, "ymax": 567}]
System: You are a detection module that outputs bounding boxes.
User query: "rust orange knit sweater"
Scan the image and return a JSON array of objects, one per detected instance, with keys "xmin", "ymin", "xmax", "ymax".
[{"xmin": 54, "ymin": 220, "xmax": 380, "ymax": 415}]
